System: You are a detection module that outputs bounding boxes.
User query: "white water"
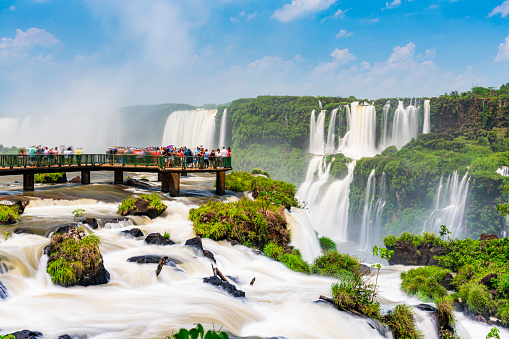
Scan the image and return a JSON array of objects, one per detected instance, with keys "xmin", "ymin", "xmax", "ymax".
[
  {"xmin": 161, "ymin": 109, "xmax": 217, "ymax": 148},
  {"xmin": 325, "ymin": 108, "xmax": 338, "ymax": 153},
  {"xmin": 309, "ymin": 110, "xmax": 326, "ymax": 154},
  {"xmin": 497, "ymin": 166, "xmax": 509, "ymax": 176},
  {"xmin": 423, "ymin": 100, "xmax": 431, "ymax": 134},
  {"xmin": 359, "ymin": 169, "xmax": 376, "ymax": 250},
  {"xmin": 339, "ymin": 102, "xmax": 377, "ymax": 158},
  {"xmin": 381, "ymin": 101, "xmax": 391, "ymax": 148},
  {"xmin": 285, "ymin": 208, "xmax": 322, "ymax": 263},
  {"xmin": 373, "ymin": 172, "xmax": 387, "ymax": 247},
  {"xmin": 390, "ymin": 101, "xmax": 419, "ymax": 149},
  {"xmin": 218, "ymin": 108, "xmax": 228, "ymax": 148},
  {"xmin": 423, "ymin": 171, "xmax": 470, "ymax": 238}
]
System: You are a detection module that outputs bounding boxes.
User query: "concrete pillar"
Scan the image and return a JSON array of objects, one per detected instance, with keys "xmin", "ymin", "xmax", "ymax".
[
  {"xmin": 23, "ymin": 172, "xmax": 34, "ymax": 191},
  {"xmin": 216, "ymin": 171, "xmax": 225, "ymax": 195},
  {"xmin": 81, "ymin": 170, "xmax": 91, "ymax": 185},
  {"xmin": 157, "ymin": 172, "xmax": 162, "ymax": 181},
  {"xmin": 161, "ymin": 172, "xmax": 180, "ymax": 197},
  {"xmin": 114, "ymin": 169, "xmax": 123, "ymax": 184}
]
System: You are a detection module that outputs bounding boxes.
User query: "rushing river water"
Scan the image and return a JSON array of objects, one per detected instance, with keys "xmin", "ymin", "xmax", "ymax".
[{"xmin": 0, "ymin": 173, "xmax": 507, "ymax": 338}]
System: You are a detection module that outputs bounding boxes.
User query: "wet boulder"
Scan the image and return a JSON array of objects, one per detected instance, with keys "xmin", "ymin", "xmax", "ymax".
[
  {"xmin": 119, "ymin": 196, "xmax": 166, "ymax": 219},
  {"xmin": 480, "ymin": 233, "xmax": 498, "ymax": 241},
  {"xmin": 8, "ymin": 330, "xmax": 43, "ymax": 339},
  {"xmin": 14, "ymin": 227, "xmax": 35, "ymax": 235},
  {"xmin": 145, "ymin": 232, "xmax": 175, "ymax": 246},
  {"xmin": 79, "ymin": 217, "xmax": 99, "ymax": 229},
  {"xmin": 185, "ymin": 236, "xmax": 203, "ymax": 253},
  {"xmin": 127, "ymin": 255, "xmax": 180, "ymax": 266},
  {"xmin": 0, "ymin": 281, "xmax": 8, "ymax": 299},
  {"xmin": 203, "ymin": 250, "xmax": 216, "ymax": 263},
  {"xmin": 46, "ymin": 227, "xmax": 110, "ymax": 287},
  {"xmin": 121, "ymin": 228, "xmax": 144, "ymax": 238},
  {"xmin": 203, "ymin": 275, "xmax": 245, "ymax": 298},
  {"xmin": 441, "ymin": 272, "xmax": 454, "ymax": 290},
  {"xmin": 69, "ymin": 176, "xmax": 81, "ymax": 183},
  {"xmin": 387, "ymin": 241, "xmax": 444, "ymax": 266},
  {"xmin": 480, "ymin": 273, "xmax": 498, "ymax": 290},
  {"xmin": 53, "ymin": 223, "xmax": 79, "ymax": 235}
]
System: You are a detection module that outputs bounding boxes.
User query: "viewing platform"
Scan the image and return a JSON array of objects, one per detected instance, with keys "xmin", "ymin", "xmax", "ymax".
[{"xmin": 0, "ymin": 154, "xmax": 232, "ymax": 197}]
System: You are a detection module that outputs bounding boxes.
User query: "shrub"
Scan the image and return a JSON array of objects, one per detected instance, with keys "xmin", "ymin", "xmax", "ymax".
[
  {"xmin": 383, "ymin": 235, "xmax": 397, "ymax": 247},
  {"xmin": 118, "ymin": 193, "xmax": 167, "ymax": 215},
  {"xmin": 459, "ymin": 283, "xmax": 495, "ymax": 315},
  {"xmin": 384, "ymin": 304, "xmax": 419, "ymax": 339},
  {"xmin": 436, "ymin": 295, "xmax": 455, "ymax": 325},
  {"xmin": 332, "ymin": 273, "xmax": 380, "ymax": 319},
  {"xmin": 167, "ymin": 323, "xmax": 229, "ymax": 339},
  {"xmin": 34, "ymin": 172, "xmax": 65, "ymax": 183},
  {"xmin": 0, "ymin": 205, "xmax": 19, "ymax": 224},
  {"xmin": 400, "ymin": 266, "xmax": 450, "ymax": 301},
  {"xmin": 497, "ymin": 302, "xmax": 509, "ymax": 326},
  {"xmin": 318, "ymin": 237, "xmax": 336, "ymax": 251},
  {"xmin": 278, "ymin": 252, "xmax": 309, "ymax": 273},
  {"xmin": 163, "ymin": 231, "xmax": 171, "ymax": 239},
  {"xmin": 311, "ymin": 250, "xmax": 360, "ymax": 278},
  {"xmin": 263, "ymin": 242, "xmax": 285, "ymax": 260}
]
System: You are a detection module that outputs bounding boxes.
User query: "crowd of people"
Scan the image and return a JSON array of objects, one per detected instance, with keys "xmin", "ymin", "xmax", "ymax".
[{"xmin": 19, "ymin": 146, "xmax": 83, "ymax": 156}]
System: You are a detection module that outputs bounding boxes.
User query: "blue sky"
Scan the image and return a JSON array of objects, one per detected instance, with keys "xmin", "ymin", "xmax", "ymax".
[{"xmin": 0, "ymin": 0, "xmax": 508, "ymax": 112}]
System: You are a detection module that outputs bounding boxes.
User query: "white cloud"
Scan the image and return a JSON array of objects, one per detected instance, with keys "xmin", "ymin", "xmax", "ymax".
[
  {"xmin": 74, "ymin": 52, "xmax": 102, "ymax": 62},
  {"xmin": 336, "ymin": 29, "xmax": 353, "ymax": 39},
  {"xmin": 247, "ymin": 11, "xmax": 257, "ymax": 20},
  {"xmin": 315, "ymin": 48, "xmax": 356, "ymax": 72},
  {"xmin": 272, "ymin": 0, "xmax": 337, "ymax": 22},
  {"xmin": 231, "ymin": 10, "xmax": 257, "ymax": 23},
  {"xmin": 489, "ymin": 0, "xmax": 509, "ymax": 18},
  {"xmin": 362, "ymin": 18, "xmax": 379, "ymax": 23},
  {"xmin": 495, "ymin": 34, "xmax": 509, "ymax": 61},
  {"xmin": 428, "ymin": 4, "xmax": 439, "ymax": 10},
  {"xmin": 385, "ymin": 0, "xmax": 402, "ymax": 10},
  {"xmin": 9, "ymin": 5, "xmax": 15, "ymax": 10},
  {"xmin": 388, "ymin": 42, "xmax": 415, "ymax": 63},
  {"xmin": 0, "ymin": 28, "xmax": 60, "ymax": 62}
]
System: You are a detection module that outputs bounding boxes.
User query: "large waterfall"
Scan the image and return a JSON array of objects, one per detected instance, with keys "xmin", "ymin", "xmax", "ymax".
[
  {"xmin": 325, "ymin": 108, "xmax": 338, "ymax": 153},
  {"xmin": 340, "ymin": 102, "xmax": 377, "ymax": 158},
  {"xmin": 218, "ymin": 108, "xmax": 228, "ymax": 148},
  {"xmin": 423, "ymin": 99, "xmax": 431, "ymax": 134},
  {"xmin": 390, "ymin": 100, "xmax": 419, "ymax": 149},
  {"xmin": 161, "ymin": 109, "xmax": 217, "ymax": 148},
  {"xmin": 359, "ymin": 169, "xmax": 376, "ymax": 250},
  {"xmin": 309, "ymin": 110, "xmax": 326, "ymax": 154},
  {"xmin": 423, "ymin": 171, "xmax": 470, "ymax": 238}
]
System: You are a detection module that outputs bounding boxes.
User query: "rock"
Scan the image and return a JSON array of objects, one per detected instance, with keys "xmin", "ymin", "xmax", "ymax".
[
  {"xmin": 387, "ymin": 241, "xmax": 419, "ymax": 265},
  {"xmin": 127, "ymin": 255, "xmax": 179, "ymax": 266},
  {"xmin": 203, "ymin": 275, "xmax": 245, "ymax": 298},
  {"xmin": 0, "ymin": 281, "xmax": 8, "ymax": 299},
  {"xmin": 47, "ymin": 227, "xmax": 110, "ymax": 287},
  {"xmin": 57, "ymin": 335, "xmax": 73, "ymax": 339},
  {"xmin": 415, "ymin": 304, "xmax": 437, "ymax": 312},
  {"xmin": 125, "ymin": 178, "xmax": 153, "ymax": 190},
  {"xmin": 145, "ymin": 233, "xmax": 175, "ymax": 246},
  {"xmin": 359, "ymin": 264, "xmax": 374, "ymax": 275},
  {"xmin": 8, "ymin": 330, "xmax": 43, "ymax": 339},
  {"xmin": 453, "ymin": 301, "xmax": 465, "ymax": 312},
  {"xmin": 121, "ymin": 228, "xmax": 144, "ymax": 238},
  {"xmin": 230, "ymin": 240, "xmax": 240, "ymax": 246},
  {"xmin": 203, "ymin": 250, "xmax": 216, "ymax": 263},
  {"xmin": 121, "ymin": 198, "xmax": 166, "ymax": 219},
  {"xmin": 441, "ymin": 272, "xmax": 454, "ymax": 290},
  {"xmin": 69, "ymin": 176, "xmax": 81, "ymax": 183},
  {"xmin": 284, "ymin": 203, "xmax": 291, "ymax": 211},
  {"xmin": 14, "ymin": 227, "xmax": 35, "ymax": 235},
  {"xmin": 185, "ymin": 236, "xmax": 203, "ymax": 253},
  {"xmin": 474, "ymin": 315, "xmax": 488, "ymax": 324},
  {"xmin": 480, "ymin": 273, "xmax": 497, "ymax": 289},
  {"xmin": 53, "ymin": 223, "xmax": 79, "ymax": 234},
  {"xmin": 480, "ymin": 233, "xmax": 498, "ymax": 241},
  {"xmin": 80, "ymin": 218, "xmax": 98, "ymax": 229}
]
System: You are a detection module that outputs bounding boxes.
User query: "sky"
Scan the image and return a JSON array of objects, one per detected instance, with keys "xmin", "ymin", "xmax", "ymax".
[{"xmin": 0, "ymin": 0, "xmax": 508, "ymax": 112}]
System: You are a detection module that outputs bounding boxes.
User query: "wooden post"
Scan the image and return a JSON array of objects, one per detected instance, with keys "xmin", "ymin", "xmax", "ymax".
[
  {"xmin": 161, "ymin": 172, "xmax": 180, "ymax": 197},
  {"xmin": 81, "ymin": 170, "xmax": 91, "ymax": 185},
  {"xmin": 23, "ymin": 172, "xmax": 34, "ymax": 191},
  {"xmin": 114, "ymin": 169, "xmax": 123, "ymax": 184},
  {"xmin": 216, "ymin": 171, "xmax": 225, "ymax": 195},
  {"xmin": 157, "ymin": 172, "xmax": 162, "ymax": 182}
]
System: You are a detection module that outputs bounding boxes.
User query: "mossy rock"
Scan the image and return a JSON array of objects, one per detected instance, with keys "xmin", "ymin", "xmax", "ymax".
[
  {"xmin": 118, "ymin": 193, "xmax": 167, "ymax": 219},
  {"xmin": 46, "ymin": 226, "xmax": 109, "ymax": 287}
]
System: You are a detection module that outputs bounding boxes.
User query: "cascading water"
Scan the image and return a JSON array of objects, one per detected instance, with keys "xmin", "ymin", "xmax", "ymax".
[
  {"xmin": 359, "ymin": 169, "xmax": 376, "ymax": 250},
  {"xmin": 341, "ymin": 102, "xmax": 377, "ymax": 158},
  {"xmin": 218, "ymin": 108, "xmax": 228, "ymax": 148},
  {"xmin": 297, "ymin": 156, "xmax": 332, "ymax": 207},
  {"xmin": 285, "ymin": 208, "xmax": 322, "ymax": 263},
  {"xmin": 373, "ymin": 172, "xmax": 387, "ymax": 247},
  {"xmin": 309, "ymin": 110, "xmax": 326, "ymax": 154},
  {"xmin": 423, "ymin": 100, "xmax": 430, "ymax": 134},
  {"xmin": 325, "ymin": 108, "xmax": 338, "ymax": 153},
  {"xmin": 423, "ymin": 171, "xmax": 470, "ymax": 238},
  {"xmin": 497, "ymin": 166, "xmax": 509, "ymax": 176},
  {"xmin": 390, "ymin": 101, "xmax": 419, "ymax": 149},
  {"xmin": 161, "ymin": 109, "xmax": 217, "ymax": 148},
  {"xmin": 381, "ymin": 101, "xmax": 391, "ymax": 148}
]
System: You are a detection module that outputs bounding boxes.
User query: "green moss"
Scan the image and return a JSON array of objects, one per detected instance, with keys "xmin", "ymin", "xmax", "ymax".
[
  {"xmin": 34, "ymin": 172, "xmax": 65, "ymax": 183},
  {"xmin": 118, "ymin": 193, "xmax": 167, "ymax": 215},
  {"xmin": 278, "ymin": 252, "xmax": 309, "ymax": 273},
  {"xmin": 383, "ymin": 304, "xmax": 419, "ymax": 339},
  {"xmin": 311, "ymin": 250, "xmax": 360, "ymax": 279},
  {"xmin": 0, "ymin": 205, "xmax": 19, "ymax": 224},
  {"xmin": 263, "ymin": 242, "xmax": 285, "ymax": 260},
  {"xmin": 318, "ymin": 236, "xmax": 336, "ymax": 251},
  {"xmin": 459, "ymin": 283, "xmax": 495, "ymax": 315}
]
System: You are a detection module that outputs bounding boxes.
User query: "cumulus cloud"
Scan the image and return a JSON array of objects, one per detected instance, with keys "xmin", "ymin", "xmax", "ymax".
[
  {"xmin": 315, "ymin": 48, "xmax": 356, "ymax": 72},
  {"xmin": 336, "ymin": 29, "xmax": 353, "ymax": 39},
  {"xmin": 272, "ymin": 0, "xmax": 337, "ymax": 22},
  {"xmin": 489, "ymin": 0, "xmax": 509, "ymax": 18},
  {"xmin": 495, "ymin": 34, "xmax": 509, "ymax": 61},
  {"xmin": 385, "ymin": 0, "xmax": 402, "ymax": 10},
  {"xmin": 0, "ymin": 28, "xmax": 59, "ymax": 61}
]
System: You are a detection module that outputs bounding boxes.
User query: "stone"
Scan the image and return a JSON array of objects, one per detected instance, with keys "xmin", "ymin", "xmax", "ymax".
[
  {"xmin": 80, "ymin": 218, "xmax": 98, "ymax": 229},
  {"xmin": 480, "ymin": 273, "xmax": 497, "ymax": 289},
  {"xmin": 387, "ymin": 241, "xmax": 418, "ymax": 265},
  {"xmin": 474, "ymin": 315, "xmax": 488, "ymax": 323},
  {"xmin": 203, "ymin": 275, "xmax": 245, "ymax": 298},
  {"xmin": 8, "ymin": 330, "xmax": 43, "ymax": 339},
  {"xmin": 125, "ymin": 178, "xmax": 153, "ymax": 190},
  {"xmin": 203, "ymin": 250, "xmax": 216, "ymax": 263},
  {"xmin": 53, "ymin": 223, "xmax": 79, "ymax": 235},
  {"xmin": 441, "ymin": 272, "xmax": 454, "ymax": 290},
  {"xmin": 121, "ymin": 198, "xmax": 165, "ymax": 219},
  {"xmin": 121, "ymin": 228, "xmax": 144, "ymax": 238},
  {"xmin": 480, "ymin": 233, "xmax": 498, "ymax": 241},
  {"xmin": 0, "ymin": 281, "xmax": 8, "ymax": 299},
  {"xmin": 69, "ymin": 176, "xmax": 81, "ymax": 183},
  {"xmin": 127, "ymin": 255, "xmax": 179, "ymax": 266},
  {"xmin": 145, "ymin": 232, "xmax": 175, "ymax": 246},
  {"xmin": 185, "ymin": 236, "xmax": 203, "ymax": 253},
  {"xmin": 14, "ymin": 227, "xmax": 35, "ymax": 235},
  {"xmin": 415, "ymin": 304, "xmax": 437, "ymax": 312}
]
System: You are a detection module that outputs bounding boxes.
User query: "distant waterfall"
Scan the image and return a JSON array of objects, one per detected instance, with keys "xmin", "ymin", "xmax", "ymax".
[
  {"xmin": 359, "ymin": 169, "xmax": 376, "ymax": 250},
  {"xmin": 0, "ymin": 118, "xmax": 19, "ymax": 146},
  {"xmin": 381, "ymin": 101, "xmax": 391, "ymax": 148},
  {"xmin": 497, "ymin": 166, "xmax": 509, "ymax": 176},
  {"xmin": 391, "ymin": 101, "xmax": 419, "ymax": 149},
  {"xmin": 218, "ymin": 108, "xmax": 227, "ymax": 148},
  {"xmin": 309, "ymin": 110, "xmax": 326, "ymax": 154},
  {"xmin": 423, "ymin": 171, "xmax": 470, "ymax": 238},
  {"xmin": 161, "ymin": 109, "xmax": 217, "ymax": 148},
  {"xmin": 339, "ymin": 102, "xmax": 377, "ymax": 158},
  {"xmin": 297, "ymin": 156, "xmax": 332, "ymax": 207},
  {"xmin": 373, "ymin": 172, "xmax": 387, "ymax": 247},
  {"xmin": 318, "ymin": 100, "xmax": 323, "ymax": 109},
  {"xmin": 325, "ymin": 108, "xmax": 338, "ymax": 153},
  {"xmin": 423, "ymin": 100, "xmax": 431, "ymax": 134}
]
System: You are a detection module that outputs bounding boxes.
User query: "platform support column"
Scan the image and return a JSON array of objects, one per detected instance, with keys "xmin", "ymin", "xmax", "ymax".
[
  {"xmin": 81, "ymin": 170, "xmax": 90, "ymax": 185},
  {"xmin": 216, "ymin": 171, "xmax": 225, "ymax": 195},
  {"xmin": 158, "ymin": 172, "xmax": 162, "ymax": 181},
  {"xmin": 161, "ymin": 172, "xmax": 180, "ymax": 197},
  {"xmin": 23, "ymin": 172, "xmax": 34, "ymax": 191},
  {"xmin": 114, "ymin": 169, "xmax": 123, "ymax": 184}
]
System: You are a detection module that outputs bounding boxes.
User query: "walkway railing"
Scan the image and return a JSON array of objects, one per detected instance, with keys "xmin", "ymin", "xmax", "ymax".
[{"xmin": 0, "ymin": 154, "xmax": 232, "ymax": 170}]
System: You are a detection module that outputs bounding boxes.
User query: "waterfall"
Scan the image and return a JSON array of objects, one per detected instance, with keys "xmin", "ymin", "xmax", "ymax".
[
  {"xmin": 297, "ymin": 156, "xmax": 332, "ymax": 207},
  {"xmin": 390, "ymin": 100, "xmax": 419, "ymax": 149},
  {"xmin": 325, "ymin": 108, "xmax": 338, "ymax": 153},
  {"xmin": 359, "ymin": 169, "xmax": 376, "ymax": 250},
  {"xmin": 340, "ymin": 102, "xmax": 377, "ymax": 158},
  {"xmin": 0, "ymin": 118, "xmax": 19, "ymax": 147},
  {"xmin": 218, "ymin": 108, "xmax": 228, "ymax": 148},
  {"xmin": 423, "ymin": 171, "xmax": 470, "ymax": 238},
  {"xmin": 161, "ymin": 109, "xmax": 217, "ymax": 148},
  {"xmin": 381, "ymin": 101, "xmax": 391, "ymax": 148},
  {"xmin": 373, "ymin": 172, "xmax": 387, "ymax": 247},
  {"xmin": 285, "ymin": 208, "xmax": 322, "ymax": 263},
  {"xmin": 318, "ymin": 100, "xmax": 323, "ymax": 109},
  {"xmin": 422, "ymin": 99, "xmax": 430, "ymax": 134},
  {"xmin": 309, "ymin": 110, "xmax": 326, "ymax": 155},
  {"xmin": 497, "ymin": 166, "xmax": 509, "ymax": 176}
]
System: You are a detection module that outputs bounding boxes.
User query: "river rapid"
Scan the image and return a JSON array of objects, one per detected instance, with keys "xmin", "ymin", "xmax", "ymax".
[{"xmin": 0, "ymin": 173, "xmax": 507, "ymax": 339}]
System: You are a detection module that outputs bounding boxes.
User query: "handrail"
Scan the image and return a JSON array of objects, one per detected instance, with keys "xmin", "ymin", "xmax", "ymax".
[{"xmin": 0, "ymin": 154, "xmax": 232, "ymax": 170}]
